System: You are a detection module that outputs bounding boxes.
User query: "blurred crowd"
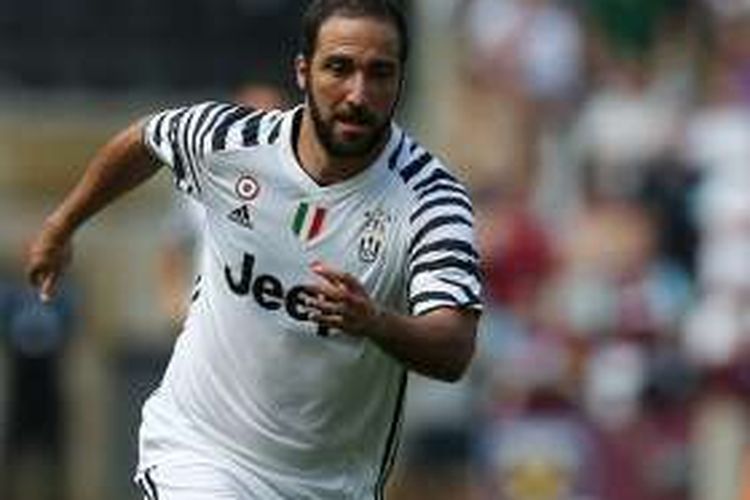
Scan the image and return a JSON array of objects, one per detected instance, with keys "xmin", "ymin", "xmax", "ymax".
[
  {"xmin": 393, "ymin": 0, "xmax": 750, "ymax": 499},
  {"xmin": 4, "ymin": 0, "xmax": 750, "ymax": 499}
]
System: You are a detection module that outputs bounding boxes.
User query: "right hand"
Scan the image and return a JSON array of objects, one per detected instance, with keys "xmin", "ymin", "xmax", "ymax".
[{"xmin": 26, "ymin": 219, "xmax": 73, "ymax": 302}]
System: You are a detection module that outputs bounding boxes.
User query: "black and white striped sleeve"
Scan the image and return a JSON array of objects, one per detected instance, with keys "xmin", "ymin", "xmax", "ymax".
[
  {"xmin": 405, "ymin": 168, "xmax": 483, "ymax": 316},
  {"xmin": 142, "ymin": 101, "xmax": 270, "ymax": 199}
]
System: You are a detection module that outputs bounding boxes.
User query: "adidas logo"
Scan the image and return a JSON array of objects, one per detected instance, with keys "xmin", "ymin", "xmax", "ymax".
[{"xmin": 228, "ymin": 205, "xmax": 254, "ymax": 229}]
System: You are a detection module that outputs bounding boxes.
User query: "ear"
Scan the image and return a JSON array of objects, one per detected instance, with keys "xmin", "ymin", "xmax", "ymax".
[{"xmin": 295, "ymin": 54, "xmax": 308, "ymax": 92}]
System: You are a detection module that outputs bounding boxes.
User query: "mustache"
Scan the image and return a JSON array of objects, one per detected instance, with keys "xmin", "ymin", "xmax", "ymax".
[{"xmin": 335, "ymin": 106, "xmax": 378, "ymax": 126}]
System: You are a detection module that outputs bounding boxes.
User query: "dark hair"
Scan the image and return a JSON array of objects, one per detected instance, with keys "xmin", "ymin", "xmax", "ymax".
[{"xmin": 300, "ymin": 0, "xmax": 409, "ymax": 64}]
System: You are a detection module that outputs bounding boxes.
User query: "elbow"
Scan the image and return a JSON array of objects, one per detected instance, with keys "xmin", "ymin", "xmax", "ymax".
[
  {"xmin": 433, "ymin": 310, "xmax": 479, "ymax": 382},
  {"xmin": 435, "ymin": 366, "xmax": 466, "ymax": 383},
  {"xmin": 438, "ymin": 359, "xmax": 471, "ymax": 383},
  {"xmin": 433, "ymin": 339, "xmax": 476, "ymax": 383}
]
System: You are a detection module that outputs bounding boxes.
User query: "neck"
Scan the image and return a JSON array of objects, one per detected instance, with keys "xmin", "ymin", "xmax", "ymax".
[{"xmin": 296, "ymin": 108, "xmax": 390, "ymax": 186}]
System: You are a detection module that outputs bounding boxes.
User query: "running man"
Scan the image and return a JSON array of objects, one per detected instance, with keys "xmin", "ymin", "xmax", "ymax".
[{"xmin": 26, "ymin": 1, "xmax": 482, "ymax": 498}]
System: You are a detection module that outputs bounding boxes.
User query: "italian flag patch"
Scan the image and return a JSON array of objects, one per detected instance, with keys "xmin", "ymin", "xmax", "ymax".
[{"xmin": 292, "ymin": 202, "xmax": 327, "ymax": 242}]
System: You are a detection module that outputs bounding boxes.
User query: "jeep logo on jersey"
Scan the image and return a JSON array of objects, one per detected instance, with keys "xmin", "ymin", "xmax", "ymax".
[
  {"xmin": 359, "ymin": 209, "xmax": 391, "ymax": 263},
  {"xmin": 236, "ymin": 174, "xmax": 260, "ymax": 201},
  {"xmin": 224, "ymin": 252, "xmax": 329, "ymax": 336}
]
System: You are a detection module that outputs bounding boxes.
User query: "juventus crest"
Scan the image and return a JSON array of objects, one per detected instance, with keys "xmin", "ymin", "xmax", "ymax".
[{"xmin": 358, "ymin": 209, "xmax": 392, "ymax": 263}]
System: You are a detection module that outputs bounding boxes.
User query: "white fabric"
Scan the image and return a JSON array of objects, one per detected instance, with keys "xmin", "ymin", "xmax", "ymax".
[{"xmin": 137, "ymin": 102, "xmax": 482, "ymax": 499}]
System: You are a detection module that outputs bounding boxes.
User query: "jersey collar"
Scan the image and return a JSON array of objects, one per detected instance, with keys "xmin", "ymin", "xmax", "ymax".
[{"xmin": 280, "ymin": 105, "xmax": 403, "ymax": 195}]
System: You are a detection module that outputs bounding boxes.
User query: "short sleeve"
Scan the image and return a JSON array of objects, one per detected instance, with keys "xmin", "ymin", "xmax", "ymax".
[
  {"xmin": 406, "ymin": 175, "xmax": 483, "ymax": 316},
  {"xmin": 142, "ymin": 101, "xmax": 268, "ymax": 199}
]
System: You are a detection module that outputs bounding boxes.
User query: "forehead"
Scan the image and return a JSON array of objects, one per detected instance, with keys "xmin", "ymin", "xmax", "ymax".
[{"xmin": 314, "ymin": 15, "xmax": 400, "ymax": 63}]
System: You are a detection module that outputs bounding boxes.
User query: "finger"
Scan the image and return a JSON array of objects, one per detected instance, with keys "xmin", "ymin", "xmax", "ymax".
[
  {"xmin": 321, "ymin": 297, "xmax": 343, "ymax": 313},
  {"xmin": 312, "ymin": 264, "xmax": 365, "ymax": 296},
  {"xmin": 304, "ymin": 282, "xmax": 346, "ymax": 303},
  {"xmin": 27, "ymin": 264, "xmax": 43, "ymax": 287},
  {"xmin": 305, "ymin": 291, "xmax": 336, "ymax": 315},
  {"xmin": 330, "ymin": 272, "xmax": 361, "ymax": 291},
  {"xmin": 28, "ymin": 262, "xmax": 53, "ymax": 289},
  {"xmin": 308, "ymin": 310, "xmax": 345, "ymax": 329},
  {"xmin": 308, "ymin": 294, "xmax": 342, "ymax": 316},
  {"xmin": 310, "ymin": 262, "xmax": 350, "ymax": 286},
  {"xmin": 40, "ymin": 273, "xmax": 58, "ymax": 303}
]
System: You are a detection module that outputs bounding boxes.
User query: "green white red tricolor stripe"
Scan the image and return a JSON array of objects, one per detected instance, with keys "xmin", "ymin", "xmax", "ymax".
[{"xmin": 292, "ymin": 202, "xmax": 327, "ymax": 242}]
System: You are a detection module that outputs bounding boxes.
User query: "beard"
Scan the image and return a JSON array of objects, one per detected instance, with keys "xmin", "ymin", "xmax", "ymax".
[{"xmin": 307, "ymin": 87, "xmax": 394, "ymax": 158}]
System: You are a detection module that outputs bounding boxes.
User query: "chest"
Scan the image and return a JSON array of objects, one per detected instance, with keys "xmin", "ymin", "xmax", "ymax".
[{"xmin": 201, "ymin": 148, "xmax": 407, "ymax": 292}]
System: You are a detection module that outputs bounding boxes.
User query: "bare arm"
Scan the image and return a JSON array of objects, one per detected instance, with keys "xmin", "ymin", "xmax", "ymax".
[
  {"xmin": 363, "ymin": 306, "xmax": 478, "ymax": 382},
  {"xmin": 27, "ymin": 120, "xmax": 161, "ymax": 301},
  {"xmin": 307, "ymin": 262, "xmax": 479, "ymax": 382}
]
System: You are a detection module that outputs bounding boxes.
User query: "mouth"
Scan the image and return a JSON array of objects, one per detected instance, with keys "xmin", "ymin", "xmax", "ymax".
[{"xmin": 335, "ymin": 119, "xmax": 373, "ymax": 136}]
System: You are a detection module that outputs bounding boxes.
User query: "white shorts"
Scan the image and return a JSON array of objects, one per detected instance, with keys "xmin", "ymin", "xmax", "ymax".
[{"xmin": 134, "ymin": 461, "xmax": 250, "ymax": 500}]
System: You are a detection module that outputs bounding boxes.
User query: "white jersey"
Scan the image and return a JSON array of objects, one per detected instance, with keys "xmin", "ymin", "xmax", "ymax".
[{"xmin": 138, "ymin": 102, "xmax": 482, "ymax": 499}]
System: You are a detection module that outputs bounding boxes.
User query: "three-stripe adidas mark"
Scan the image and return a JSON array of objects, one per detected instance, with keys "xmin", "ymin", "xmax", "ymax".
[{"xmin": 228, "ymin": 205, "xmax": 254, "ymax": 229}]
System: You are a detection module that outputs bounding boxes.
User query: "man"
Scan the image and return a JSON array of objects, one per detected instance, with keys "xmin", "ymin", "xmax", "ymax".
[{"xmin": 26, "ymin": 0, "xmax": 482, "ymax": 498}]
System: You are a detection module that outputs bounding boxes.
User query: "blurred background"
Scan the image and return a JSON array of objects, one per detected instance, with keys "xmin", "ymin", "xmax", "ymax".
[{"xmin": 1, "ymin": 0, "xmax": 750, "ymax": 499}]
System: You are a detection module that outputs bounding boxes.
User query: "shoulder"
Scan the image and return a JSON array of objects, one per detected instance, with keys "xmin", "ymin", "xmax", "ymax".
[
  {"xmin": 199, "ymin": 102, "xmax": 288, "ymax": 153},
  {"xmin": 384, "ymin": 129, "xmax": 474, "ymax": 219},
  {"xmin": 144, "ymin": 101, "xmax": 291, "ymax": 155}
]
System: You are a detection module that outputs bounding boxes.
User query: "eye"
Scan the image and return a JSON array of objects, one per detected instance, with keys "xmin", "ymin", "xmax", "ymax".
[
  {"xmin": 323, "ymin": 57, "xmax": 353, "ymax": 77},
  {"xmin": 369, "ymin": 61, "xmax": 398, "ymax": 80}
]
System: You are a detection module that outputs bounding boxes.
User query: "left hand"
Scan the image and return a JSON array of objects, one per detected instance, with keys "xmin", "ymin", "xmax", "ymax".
[
  {"xmin": 26, "ymin": 219, "xmax": 74, "ymax": 303},
  {"xmin": 306, "ymin": 261, "xmax": 380, "ymax": 336}
]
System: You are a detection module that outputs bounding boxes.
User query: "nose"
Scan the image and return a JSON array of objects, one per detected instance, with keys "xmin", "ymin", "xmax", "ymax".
[{"xmin": 345, "ymin": 72, "xmax": 368, "ymax": 106}]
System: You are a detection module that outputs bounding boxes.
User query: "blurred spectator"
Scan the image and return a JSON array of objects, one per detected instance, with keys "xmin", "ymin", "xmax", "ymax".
[
  {"xmin": 638, "ymin": 348, "xmax": 696, "ymax": 498},
  {"xmin": 584, "ymin": 338, "xmax": 647, "ymax": 431},
  {"xmin": 5, "ymin": 1, "xmax": 750, "ymax": 499},
  {"xmin": 703, "ymin": 0, "xmax": 750, "ymax": 30},
  {"xmin": 480, "ymin": 193, "xmax": 556, "ymax": 309},
  {"xmin": 638, "ymin": 154, "xmax": 701, "ymax": 278},
  {"xmin": 679, "ymin": 40, "xmax": 750, "ymax": 499},
  {"xmin": 447, "ymin": 0, "xmax": 584, "ymax": 195},
  {"xmin": 545, "ymin": 198, "xmax": 693, "ymax": 497},
  {"xmin": 460, "ymin": 0, "xmax": 584, "ymax": 116},
  {"xmin": 551, "ymin": 200, "xmax": 692, "ymax": 343},
  {"xmin": 592, "ymin": 345, "xmax": 695, "ymax": 500},
  {"xmin": 469, "ymin": 190, "xmax": 599, "ymax": 499},
  {"xmin": 568, "ymin": 57, "xmax": 684, "ymax": 203},
  {"xmin": 0, "ymin": 259, "xmax": 78, "ymax": 500},
  {"xmin": 473, "ymin": 300, "xmax": 601, "ymax": 500},
  {"xmin": 582, "ymin": 0, "xmax": 689, "ymax": 60},
  {"xmin": 682, "ymin": 54, "xmax": 750, "ymax": 368},
  {"xmin": 476, "ymin": 393, "xmax": 601, "ymax": 500}
]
